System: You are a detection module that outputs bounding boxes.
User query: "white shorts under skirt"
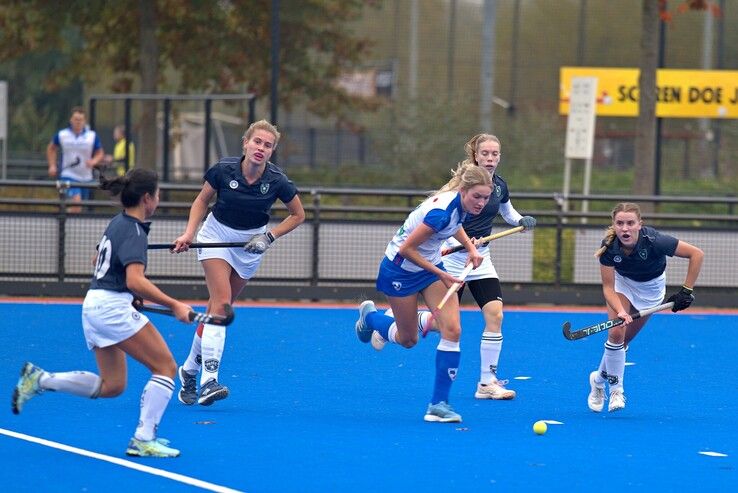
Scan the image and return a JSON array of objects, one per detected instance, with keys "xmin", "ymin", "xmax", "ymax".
[
  {"xmin": 196, "ymin": 213, "xmax": 266, "ymax": 280},
  {"xmin": 82, "ymin": 289, "xmax": 150, "ymax": 350},
  {"xmin": 614, "ymin": 271, "xmax": 666, "ymax": 312},
  {"xmin": 442, "ymin": 244, "xmax": 498, "ymax": 281}
]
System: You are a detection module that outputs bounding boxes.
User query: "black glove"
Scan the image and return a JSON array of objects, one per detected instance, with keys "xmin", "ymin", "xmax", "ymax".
[
  {"xmin": 244, "ymin": 231, "xmax": 275, "ymax": 254},
  {"xmin": 518, "ymin": 216, "xmax": 536, "ymax": 230},
  {"xmin": 666, "ymin": 286, "xmax": 694, "ymax": 312}
]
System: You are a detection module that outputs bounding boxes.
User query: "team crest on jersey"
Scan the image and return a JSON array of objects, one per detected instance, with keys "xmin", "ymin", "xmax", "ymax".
[
  {"xmin": 448, "ymin": 368, "xmax": 458, "ymax": 380},
  {"xmin": 495, "ymin": 185, "xmax": 502, "ymax": 197},
  {"xmin": 613, "ymin": 255, "xmax": 622, "ymax": 263},
  {"xmin": 392, "ymin": 281, "xmax": 402, "ymax": 291},
  {"xmin": 229, "ymin": 180, "xmax": 238, "ymax": 189},
  {"xmin": 204, "ymin": 359, "xmax": 219, "ymax": 372},
  {"xmin": 639, "ymin": 250, "xmax": 648, "ymax": 260},
  {"xmin": 260, "ymin": 183, "xmax": 270, "ymax": 194}
]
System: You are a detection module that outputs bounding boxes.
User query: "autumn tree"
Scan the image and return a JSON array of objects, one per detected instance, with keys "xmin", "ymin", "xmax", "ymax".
[
  {"xmin": 633, "ymin": 0, "xmax": 719, "ymax": 203},
  {"xmin": 0, "ymin": 0, "xmax": 377, "ymax": 167}
]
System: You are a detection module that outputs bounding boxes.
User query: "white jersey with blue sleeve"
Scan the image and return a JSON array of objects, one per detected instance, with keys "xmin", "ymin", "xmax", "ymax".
[
  {"xmin": 384, "ymin": 191, "xmax": 466, "ymax": 273},
  {"xmin": 53, "ymin": 126, "xmax": 102, "ymax": 182}
]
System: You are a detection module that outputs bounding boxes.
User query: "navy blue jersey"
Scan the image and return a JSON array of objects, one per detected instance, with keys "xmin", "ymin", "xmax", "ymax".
[
  {"xmin": 205, "ymin": 157, "xmax": 298, "ymax": 230},
  {"xmin": 599, "ymin": 226, "xmax": 679, "ymax": 282},
  {"xmin": 90, "ymin": 213, "xmax": 150, "ymax": 291},
  {"xmin": 462, "ymin": 174, "xmax": 510, "ymax": 239}
]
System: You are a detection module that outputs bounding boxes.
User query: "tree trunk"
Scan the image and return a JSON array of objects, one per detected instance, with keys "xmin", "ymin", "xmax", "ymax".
[
  {"xmin": 633, "ymin": 0, "xmax": 659, "ymax": 208},
  {"xmin": 138, "ymin": 0, "xmax": 159, "ymax": 172}
]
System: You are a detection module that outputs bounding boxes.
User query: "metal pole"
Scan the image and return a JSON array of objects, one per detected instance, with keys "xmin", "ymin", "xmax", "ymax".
[
  {"xmin": 508, "ymin": 0, "xmax": 520, "ymax": 115},
  {"xmin": 654, "ymin": 15, "xmax": 666, "ymax": 196},
  {"xmin": 123, "ymin": 98, "xmax": 132, "ymax": 172},
  {"xmin": 409, "ymin": 0, "xmax": 419, "ymax": 99},
  {"xmin": 89, "ymin": 98, "xmax": 97, "ymax": 130},
  {"xmin": 479, "ymin": 0, "xmax": 497, "ymax": 131},
  {"xmin": 204, "ymin": 98, "xmax": 212, "ymax": 173},
  {"xmin": 162, "ymin": 98, "xmax": 171, "ymax": 181},
  {"xmin": 446, "ymin": 0, "xmax": 457, "ymax": 99},
  {"xmin": 270, "ymin": 0, "xmax": 280, "ymax": 125},
  {"xmin": 713, "ymin": 0, "xmax": 725, "ymax": 178},
  {"xmin": 577, "ymin": 0, "xmax": 588, "ymax": 65}
]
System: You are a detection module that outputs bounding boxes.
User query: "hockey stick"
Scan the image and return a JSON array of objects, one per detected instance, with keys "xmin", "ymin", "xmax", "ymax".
[
  {"xmin": 148, "ymin": 242, "xmax": 247, "ymax": 250},
  {"xmin": 134, "ymin": 301, "xmax": 235, "ymax": 326},
  {"xmin": 420, "ymin": 262, "xmax": 474, "ymax": 337},
  {"xmin": 562, "ymin": 302, "xmax": 674, "ymax": 341},
  {"xmin": 441, "ymin": 225, "xmax": 524, "ymax": 255}
]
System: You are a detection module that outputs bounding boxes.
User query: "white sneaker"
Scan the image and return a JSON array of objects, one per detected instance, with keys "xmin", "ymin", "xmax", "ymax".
[
  {"xmin": 474, "ymin": 380, "xmax": 516, "ymax": 400},
  {"xmin": 587, "ymin": 371, "xmax": 606, "ymax": 412},
  {"xmin": 608, "ymin": 389, "xmax": 626, "ymax": 412},
  {"xmin": 370, "ymin": 330, "xmax": 387, "ymax": 351}
]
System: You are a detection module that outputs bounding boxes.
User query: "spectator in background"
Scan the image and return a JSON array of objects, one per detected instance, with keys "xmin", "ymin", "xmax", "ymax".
[
  {"xmin": 103, "ymin": 124, "xmax": 136, "ymax": 177},
  {"xmin": 47, "ymin": 106, "xmax": 104, "ymax": 213}
]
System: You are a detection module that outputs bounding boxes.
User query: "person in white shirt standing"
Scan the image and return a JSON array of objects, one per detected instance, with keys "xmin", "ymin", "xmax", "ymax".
[{"xmin": 47, "ymin": 106, "xmax": 104, "ymax": 213}]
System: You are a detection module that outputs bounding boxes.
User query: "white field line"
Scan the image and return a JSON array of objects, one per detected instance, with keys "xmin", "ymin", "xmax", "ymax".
[{"xmin": 0, "ymin": 428, "xmax": 244, "ymax": 493}]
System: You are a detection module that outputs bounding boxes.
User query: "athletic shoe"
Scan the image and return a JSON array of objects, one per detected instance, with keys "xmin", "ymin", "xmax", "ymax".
[
  {"xmin": 198, "ymin": 378, "xmax": 229, "ymax": 406},
  {"xmin": 177, "ymin": 366, "xmax": 197, "ymax": 405},
  {"xmin": 12, "ymin": 362, "xmax": 45, "ymax": 415},
  {"xmin": 608, "ymin": 389, "xmax": 626, "ymax": 412},
  {"xmin": 423, "ymin": 401, "xmax": 462, "ymax": 423},
  {"xmin": 587, "ymin": 371, "xmax": 606, "ymax": 412},
  {"xmin": 355, "ymin": 300, "xmax": 376, "ymax": 343},
  {"xmin": 370, "ymin": 330, "xmax": 387, "ymax": 351},
  {"xmin": 125, "ymin": 437, "xmax": 180, "ymax": 458},
  {"xmin": 474, "ymin": 380, "xmax": 516, "ymax": 400}
]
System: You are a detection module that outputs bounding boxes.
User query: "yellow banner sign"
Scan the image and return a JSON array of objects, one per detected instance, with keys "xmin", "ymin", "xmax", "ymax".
[{"xmin": 560, "ymin": 67, "xmax": 738, "ymax": 118}]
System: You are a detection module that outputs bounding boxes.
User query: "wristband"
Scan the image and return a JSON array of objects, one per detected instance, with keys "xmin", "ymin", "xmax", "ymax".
[
  {"xmin": 681, "ymin": 285, "xmax": 693, "ymax": 294},
  {"xmin": 266, "ymin": 231, "xmax": 275, "ymax": 243}
]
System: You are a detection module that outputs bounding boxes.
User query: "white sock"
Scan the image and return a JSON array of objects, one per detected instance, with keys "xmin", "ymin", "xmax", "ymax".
[
  {"xmin": 603, "ymin": 341, "xmax": 626, "ymax": 392},
  {"xmin": 418, "ymin": 311, "xmax": 432, "ymax": 334},
  {"xmin": 40, "ymin": 371, "xmax": 102, "ymax": 398},
  {"xmin": 134, "ymin": 375, "xmax": 174, "ymax": 441},
  {"xmin": 200, "ymin": 323, "xmax": 226, "ymax": 386},
  {"xmin": 387, "ymin": 323, "xmax": 398, "ymax": 343},
  {"xmin": 183, "ymin": 332, "xmax": 202, "ymax": 374},
  {"xmin": 594, "ymin": 351, "xmax": 607, "ymax": 385},
  {"xmin": 480, "ymin": 332, "xmax": 503, "ymax": 384}
]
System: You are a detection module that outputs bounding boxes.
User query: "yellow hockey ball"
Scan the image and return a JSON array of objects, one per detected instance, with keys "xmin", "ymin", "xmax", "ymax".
[{"xmin": 533, "ymin": 420, "xmax": 547, "ymax": 435}]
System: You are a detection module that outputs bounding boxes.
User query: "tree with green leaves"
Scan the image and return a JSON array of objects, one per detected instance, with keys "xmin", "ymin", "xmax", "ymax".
[{"xmin": 0, "ymin": 0, "xmax": 378, "ymax": 167}]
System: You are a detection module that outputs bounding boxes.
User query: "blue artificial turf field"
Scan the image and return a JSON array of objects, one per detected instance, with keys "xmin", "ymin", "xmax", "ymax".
[{"xmin": 0, "ymin": 301, "xmax": 735, "ymax": 492}]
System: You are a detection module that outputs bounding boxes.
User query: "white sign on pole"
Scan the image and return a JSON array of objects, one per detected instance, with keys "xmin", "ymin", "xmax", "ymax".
[
  {"xmin": 565, "ymin": 77, "xmax": 597, "ymax": 159},
  {"xmin": 0, "ymin": 81, "xmax": 7, "ymax": 140}
]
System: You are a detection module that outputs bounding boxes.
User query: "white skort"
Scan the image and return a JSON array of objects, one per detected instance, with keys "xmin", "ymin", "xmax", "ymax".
[
  {"xmin": 442, "ymin": 243, "xmax": 498, "ymax": 281},
  {"xmin": 196, "ymin": 213, "xmax": 266, "ymax": 279},
  {"xmin": 82, "ymin": 289, "xmax": 150, "ymax": 350},
  {"xmin": 614, "ymin": 271, "xmax": 666, "ymax": 312}
]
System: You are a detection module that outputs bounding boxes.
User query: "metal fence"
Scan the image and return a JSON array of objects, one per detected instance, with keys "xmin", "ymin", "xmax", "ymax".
[{"xmin": 1, "ymin": 179, "xmax": 736, "ymax": 306}]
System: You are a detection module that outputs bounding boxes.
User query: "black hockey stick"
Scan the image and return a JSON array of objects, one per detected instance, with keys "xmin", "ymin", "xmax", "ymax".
[
  {"xmin": 562, "ymin": 302, "xmax": 674, "ymax": 341},
  {"xmin": 134, "ymin": 300, "xmax": 235, "ymax": 326},
  {"xmin": 148, "ymin": 242, "xmax": 247, "ymax": 250}
]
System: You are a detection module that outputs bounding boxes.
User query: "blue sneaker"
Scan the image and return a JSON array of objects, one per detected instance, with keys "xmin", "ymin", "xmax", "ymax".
[
  {"xmin": 423, "ymin": 401, "xmax": 462, "ymax": 423},
  {"xmin": 126, "ymin": 437, "xmax": 180, "ymax": 458},
  {"xmin": 12, "ymin": 362, "xmax": 45, "ymax": 415},
  {"xmin": 355, "ymin": 300, "xmax": 376, "ymax": 343},
  {"xmin": 177, "ymin": 366, "xmax": 197, "ymax": 405},
  {"xmin": 198, "ymin": 378, "xmax": 229, "ymax": 406}
]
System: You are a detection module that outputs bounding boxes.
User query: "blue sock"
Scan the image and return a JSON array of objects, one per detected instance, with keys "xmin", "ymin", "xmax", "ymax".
[
  {"xmin": 431, "ymin": 339, "xmax": 461, "ymax": 404},
  {"xmin": 367, "ymin": 311, "xmax": 394, "ymax": 340}
]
